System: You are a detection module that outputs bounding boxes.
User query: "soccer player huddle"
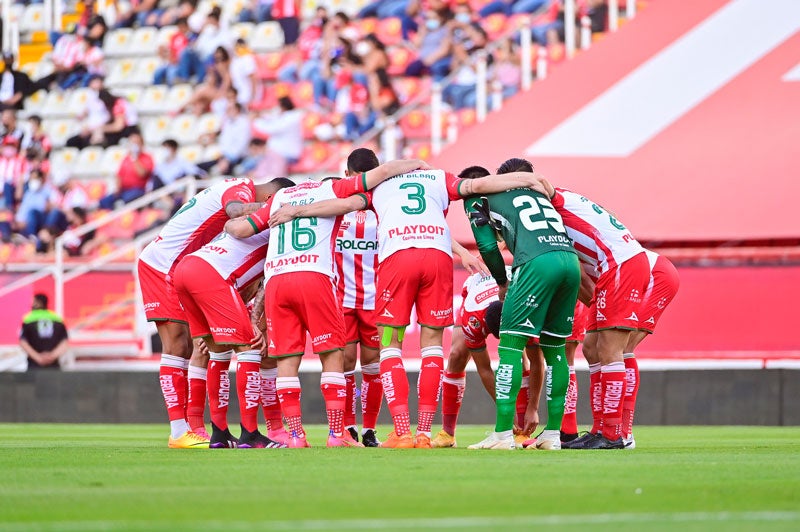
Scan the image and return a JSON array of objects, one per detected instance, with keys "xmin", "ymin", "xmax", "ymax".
[{"xmin": 137, "ymin": 148, "xmax": 679, "ymax": 451}]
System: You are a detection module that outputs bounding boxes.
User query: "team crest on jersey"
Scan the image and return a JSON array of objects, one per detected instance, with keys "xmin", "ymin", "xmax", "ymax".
[
  {"xmin": 380, "ymin": 289, "xmax": 392, "ymax": 301},
  {"xmin": 468, "ymin": 316, "xmax": 481, "ymax": 330},
  {"xmin": 356, "ymin": 211, "xmax": 367, "ymax": 224}
]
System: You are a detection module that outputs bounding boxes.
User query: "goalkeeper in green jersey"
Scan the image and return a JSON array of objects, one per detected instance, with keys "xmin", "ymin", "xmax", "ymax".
[{"xmin": 460, "ymin": 165, "xmax": 581, "ymax": 451}]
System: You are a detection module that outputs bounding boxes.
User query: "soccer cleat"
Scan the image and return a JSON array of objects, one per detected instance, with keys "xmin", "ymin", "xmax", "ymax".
[
  {"xmin": 514, "ymin": 433, "xmax": 530, "ymax": 449},
  {"xmin": 379, "ymin": 431, "xmax": 414, "ymax": 448},
  {"xmin": 193, "ymin": 426, "xmax": 211, "ymax": 440},
  {"xmin": 414, "ymin": 433, "xmax": 432, "ymax": 448},
  {"xmin": 533, "ymin": 430, "xmax": 561, "ymax": 450},
  {"xmin": 361, "ymin": 429, "xmax": 381, "ymax": 447},
  {"xmin": 168, "ymin": 430, "xmax": 210, "ymax": 449},
  {"xmin": 623, "ymin": 436, "xmax": 636, "ymax": 450},
  {"xmin": 430, "ymin": 430, "xmax": 457, "ymax": 448},
  {"xmin": 561, "ymin": 431, "xmax": 599, "ymax": 449},
  {"xmin": 267, "ymin": 428, "xmax": 292, "ymax": 446},
  {"xmin": 288, "ymin": 431, "xmax": 311, "ymax": 448},
  {"xmin": 560, "ymin": 431, "xmax": 579, "ymax": 444},
  {"xmin": 239, "ymin": 425, "xmax": 287, "ymax": 448},
  {"xmin": 583, "ymin": 435, "xmax": 625, "ymax": 449},
  {"xmin": 467, "ymin": 432, "xmax": 516, "ymax": 450},
  {"xmin": 210, "ymin": 423, "xmax": 247, "ymax": 449},
  {"xmin": 346, "ymin": 427, "xmax": 359, "ymax": 443},
  {"xmin": 520, "ymin": 438, "xmax": 537, "ymax": 449},
  {"xmin": 328, "ymin": 432, "xmax": 365, "ymax": 447}
]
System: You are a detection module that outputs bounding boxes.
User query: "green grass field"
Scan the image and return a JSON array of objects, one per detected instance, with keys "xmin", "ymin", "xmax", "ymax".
[{"xmin": 0, "ymin": 425, "xmax": 798, "ymax": 531}]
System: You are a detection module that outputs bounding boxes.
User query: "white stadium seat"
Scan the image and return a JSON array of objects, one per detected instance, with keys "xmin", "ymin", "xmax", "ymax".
[
  {"xmin": 167, "ymin": 84, "xmax": 194, "ymax": 111},
  {"xmin": 75, "ymin": 147, "xmax": 106, "ymax": 177},
  {"xmin": 157, "ymin": 26, "xmax": 178, "ymax": 47},
  {"xmin": 196, "ymin": 113, "xmax": 221, "ymax": 136},
  {"xmin": 136, "ymin": 85, "xmax": 170, "ymax": 115},
  {"xmin": 100, "ymin": 145, "xmax": 128, "ymax": 175},
  {"xmin": 131, "ymin": 27, "xmax": 159, "ymax": 56},
  {"xmin": 177, "ymin": 144, "xmax": 204, "ymax": 164},
  {"xmin": 49, "ymin": 148, "xmax": 80, "ymax": 173},
  {"xmin": 67, "ymin": 88, "xmax": 94, "ymax": 116},
  {"xmin": 43, "ymin": 119, "xmax": 79, "ymax": 148},
  {"xmin": 104, "ymin": 28, "xmax": 134, "ymax": 57},
  {"xmin": 168, "ymin": 115, "xmax": 198, "ymax": 145},
  {"xmin": 249, "ymin": 22, "xmax": 284, "ymax": 53},
  {"xmin": 20, "ymin": 4, "xmax": 46, "ymax": 33},
  {"xmin": 40, "ymin": 91, "xmax": 72, "ymax": 119},
  {"xmin": 105, "ymin": 58, "xmax": 138, "ymax": 87},
  {"xmin": 232, "ymin": 22, "xmax": 255, "ymax": 42},
  {"xmin": 23, "ymin": 90, "xmax": 47, "ymax": 115},
  {"xmin": 142, "ymin": 116, "xmax": 171, "ymax": 146}
]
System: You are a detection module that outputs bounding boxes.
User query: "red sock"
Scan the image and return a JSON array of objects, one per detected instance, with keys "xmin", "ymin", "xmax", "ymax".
[
  {"xmin": 516, "ymin": 370, "xmax": 531, "ymax": 428},
  {"xmin": 441, "ymin": 371, "xmax": 466, "ymax": 436},
  {"xmin": 343, "ymin": 370, "xmax": 357, "ymax": 429},
  {"xmin": 236, "ymin": 351, "xmax": 262, "ymax": 433},
  {"xmin": 361, "ymin": 362, "xmax": 382, "ymax": 430},
  {"xmin": 276, "ymin": 376, "xmax": 304, "ymax": 437},
  {"xmin": 380, "ymin": 348, "xmax": 411, "ymax": 436},
  {"xmin": 561, "ymin": 367, "xmax": 578, "ymax": 434},
  {"xmin": 601, "ymin": 361, "xmax": 626, "ymax": 440},
  {"xmin": 259, "ymin": 368, "xmax": 283, "ymax": 433},
  {"xmin": 186, "ymin": 365, "xmax": 207, "ymax": 432},
  {"xmin": 417, "ymin": 346, "xmax": 443, "ymax": 435},
  {"xmin": 159, "ymin": 354, "xmax": 188, "ymax": 422},
  {"xmin": 622, "ymin": 353, "xmax": 640, "ymax": 439},
  {"xmin": 589, "ymin": 363, "xmax": 603, "ymax": 434},
  {"xmin": 207, "ymin": 351, "xmax": 232, "ymax": 430},
  {"xmin": 321, "ymin": 372, "xmax": 347, "ymax": 436}
]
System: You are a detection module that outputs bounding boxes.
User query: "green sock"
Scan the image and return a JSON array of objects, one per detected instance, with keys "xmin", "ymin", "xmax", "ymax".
[
  {"xmin": 540, "ymin": 333, "xmax": 569, "ymax": 431},
  {"xmin": 494, "ymin": 334, "xmax": 527, "ymax": 433}
]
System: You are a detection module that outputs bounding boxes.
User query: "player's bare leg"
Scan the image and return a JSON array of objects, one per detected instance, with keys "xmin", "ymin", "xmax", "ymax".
[
  {"xmin": 359, "ymin": 344, "xmax": 382, "ymax": 446},
  {"xmin": 186, "ymin": 341, "xmax": 209, "ymax": 438},
  {"xmin": 378, "ymin": 325, "xmax": 414, "ymax": 448}
]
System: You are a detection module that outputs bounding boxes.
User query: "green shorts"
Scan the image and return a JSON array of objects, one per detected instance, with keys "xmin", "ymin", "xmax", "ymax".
[{"xmin": 500, "ymin": 250, "xmax": 581, "ymax": 339}]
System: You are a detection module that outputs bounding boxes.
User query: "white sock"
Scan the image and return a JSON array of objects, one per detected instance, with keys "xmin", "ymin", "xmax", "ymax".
[
  {"xmin": 170, "ymin": 419, "xmax": 190, "ymax": 439},
  {"xmin": 496, "ymin": 429, "xmax": 513, "ymax": 439}
]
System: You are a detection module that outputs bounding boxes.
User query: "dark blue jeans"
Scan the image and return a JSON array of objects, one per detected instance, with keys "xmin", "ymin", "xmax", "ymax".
[{"xmin": 99, "ymin": 188, "xmax": 146, "ymax": 210}]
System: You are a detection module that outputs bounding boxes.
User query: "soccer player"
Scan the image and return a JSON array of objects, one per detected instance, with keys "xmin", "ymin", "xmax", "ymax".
[
  {"xmin": 503, "ymin": 158, "xmax": 655, "ymax": 449},
  {"xmin": 173, "ymin": 178, "xmax": 294, "ymax": 449},
  {"xmin": 618, "ymin": 248, "xmax": 679, "ymax": 448},
  {"xmin": 137, "ymin": 177, "xmax": 275, "ymax": 448},
  {"xmin": 268, "ymin": 165, "xmax": 549, "ymax": 448},
  {"xmin": 462, "ymin": 165, "xmax": 580, "ymax": 451},
  {"xmin": 224, "ymin": 159, "xmax": 428, "ymax": 448}
]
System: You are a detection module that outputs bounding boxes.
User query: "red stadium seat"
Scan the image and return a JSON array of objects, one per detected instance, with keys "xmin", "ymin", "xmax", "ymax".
[
  {"xmin": 256, "ymin": 52, "xmax": 292, "ymax": 81},
  {"xmin": 399, "ymin": 109, "xmax": 431, "ymax": 139},
  {"xmin": 292, "ymin": 80, "xmax": 315, "ymax": 108},
  {"xmin": 387, "ymin": 46, "xmax": 416, "ymax": 76},
  {"xmin": 457, "ymin": 108, "xmax": 477, "ymax": 128},
  {"xmin": 376, "ymin": 17, "xmax": 403, "ymax": 46},
  {"xmin": 302, "ymin": 111, "xmax": 324, "ymax": 140},
  {"xmin": 403, "ymin": 142, "xmax": 432, "ymax": 160},
  {"xmin": 482, "ymin": 13, "xmax": 508, "ymax": 41},
  {"xmin": 290, "ymin": 142, "xmax": 333, "ymax": 174}
]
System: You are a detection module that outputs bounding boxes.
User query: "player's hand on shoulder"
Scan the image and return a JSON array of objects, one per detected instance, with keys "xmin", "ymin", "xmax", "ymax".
[{"xmin": 267, "ymin": 203, "xmax": 298, "ymax": 227}]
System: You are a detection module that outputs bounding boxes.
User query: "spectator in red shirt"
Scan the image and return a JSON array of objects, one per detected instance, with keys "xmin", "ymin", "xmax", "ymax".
[
  {"xmin": 99, "ymin": 129, "xmax": 153, "ymax": 210},
  {"xmin": 154, "ymin": 17, "xmax": 192, "ymax": 86}
]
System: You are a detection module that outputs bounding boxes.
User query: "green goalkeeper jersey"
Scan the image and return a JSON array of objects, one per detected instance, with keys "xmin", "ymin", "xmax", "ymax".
[{"xmin": 464, "ymin": 188, "xmax": 575, "ymax": 285}]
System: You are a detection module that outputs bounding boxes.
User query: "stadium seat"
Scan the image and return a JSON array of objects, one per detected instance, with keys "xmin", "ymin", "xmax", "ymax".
[
  {"xmin": 356, "ymin": 18, "xmax": 378, "ymax": 36},
  {"xmin": 78, "ymin": 179, "xmax": 109, "ymax": 203},
  {"xmin": 43, "ymin": 119, "xmax": 79, "ymax": 148},
  {"xmin": 196, "ymin": 113, "xmax": 221, "ymax": 136},
  {"xmin": 168, "ymin": 115, "xmax": 198, "ymax": 145},
  {"xmin": 482, "ymin": 13, "xmax": 509, "ymax": 41},
  {"xmin": 105, "ymin": 59, "xmax": 138, "ymax": 87},
  {"xmin": 67, "ymin": 88, "xmax": 94, "ymax": 116},
  {"xmin": 130, "ymin": 58, "xmax": 160, "ymax": 86},
  {"xmin": 142, "ymin": 116, "xmax": 171, "ymax": 146},
  {"xmin": 20, "ymin": 4, "xmax": 46, "ymax": 33},
  {"xmin": 131, "ymin": 27, "xmax": 159, "ymax": 56},
  {"xmin": 137, "ymin": 85, "xmax": 170, "ymax": 115},
  {"xmin": 302, "ymin": 112, "xmax": 323, "ymax": 140},
  {"xmin": 290, "ymin": 142, "xmax": 333, "ymax": 174},
  {"xmin": 100, "ymin": 146, "xmax": 128, "ymax": 175},
  {"xmin": 49, "ymin": 148, "xmax": 80, "ymax": 174},
  {"xmin": 457, "ymin": 108, "xmax": 477, "ymax": 128},
  {"xmin": 104, "ymin": 28, "xmax": 134, "ymax": 57},
  {"xmin": 402, "ymin": 142, "xmax": 432, "ymax": 160},
  {"xmin": 75, "ymin": 147, "xmax": 106, "ymax": 177},
  {"xmin": 292, "ymin": 80, "xmax": 315, "ymax": 108},
  {"xmin": 249, "ymin": 22, "xmax": 285, "ymax": 53},
  {"xmin": 0, "ymin": 243, "xmax": 13, "ymax": 264},
  {"xmin": 399, "ymin": 109, "xmax": 431, "ymax": 139},
  {"xmin": 376, "ymin": 18, "xmax": 403, "ymax": 46},
  {"xmin": 41, "ymin": 91, "xmax": 72, "ymax": 119},
  {"xmin": 223, "ymin": 0, "xmax": 248, "ymax": 23},
  {"xmin": 255, "ymin": 52, "xmax": 290, "ymax": 81},
  {"xmin": 157, "ymin": 25, "xmax": 178, "ymax": 47},
  {"xmin": 167, "ymin": 84, "xmax": 194, "ymax": 110},
  {"xmin": 202, "ymin": 144, "xmax": 222, "ymax": 162},
  {"xmin": 178, "ymin": 144, "xmax": 204, "ymax": 164},
  {"xmin": 23, "ymin": 90, "xmax": 47, "ymax": 115},
  {"xmin": 387, "ymin": 47, "xmax": 416, "ymax": 76},
  {"xmin": 232, "ymin": 22, "xmax": 255, "ymax": 42}
]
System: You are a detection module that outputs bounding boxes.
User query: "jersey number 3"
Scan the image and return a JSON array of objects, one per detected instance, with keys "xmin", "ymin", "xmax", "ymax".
[
  {"xmin": 399, "ymin": 183, "xmax": 426, "ymax": 215},
  {"xmin": 512, "ymin": 195, "xmax": 566, "ymax": 233}
]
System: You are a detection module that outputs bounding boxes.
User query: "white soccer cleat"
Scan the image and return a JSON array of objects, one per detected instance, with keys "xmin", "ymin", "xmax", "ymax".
[
  {"xmin": 623, "ymin": 436, "xmax": 636, "ymax": 450},
  {"xmin": 467, "ymin": 432, "xmax": 516, "ymax": 450},
  {"xmin": 534, "ymin": 430, "xmax": 561, "ymax": 450}
]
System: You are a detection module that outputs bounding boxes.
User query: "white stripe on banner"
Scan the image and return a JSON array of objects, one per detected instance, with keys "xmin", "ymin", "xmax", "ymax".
[
  {"xmin": 782, "ymin": 62, "xmax": 800, "ymax": 81},
  {"xmin": 527, "ymin": 0, "xmax": 800, "ymax": 157}
]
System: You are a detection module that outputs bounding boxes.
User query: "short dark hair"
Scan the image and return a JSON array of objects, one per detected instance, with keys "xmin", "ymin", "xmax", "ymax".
[
  {"xmin": 321, "ymin": 176, "xmax": 342, "ymax": 183},
  {"xmin": 347, "ymin": 148, "xmax": 379, "ymax": 174},
  {"xmin": 278, "ymin": 96, "xmax": 295, "ymax": 111},
  {"xmin": 72, "ymin": 206, "xmax": 87, "ymax": 220},
  {"xmin": 249, "ymin": 138, "xmax": 266, "ymax": 147},
  {"xmin": 484, "ymin": 300, "xmax": 503, "ymax": 339},
  {"xmin": 269, "ymin": 177, "xmax": 295, "ymax": 190},
  {"xmin": 33, "ymin": 293, "xmax": 48, "ymax": 309},
  {"xmin": 458, "ymin": 165, "xmax": 490, "ymax": 180},
  {"xmin": 175, "ymin": 17, "xmax": 189, "ymax": 26},
  {"xmin": 162, "ymin": 139, "xmax": 178, "ymax": 150},
  {"xmin": 29, "ymin": 114, "xmax": 42, "ymax": 126},
  {"xmin": 497, "ymin": 157, "xmax": 533, "ymax": 174}
]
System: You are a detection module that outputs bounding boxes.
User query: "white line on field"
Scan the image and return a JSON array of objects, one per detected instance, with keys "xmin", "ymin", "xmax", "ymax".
[{"xmin": 2, "ymin": 511, "xmax": 799, "ymax": 531}]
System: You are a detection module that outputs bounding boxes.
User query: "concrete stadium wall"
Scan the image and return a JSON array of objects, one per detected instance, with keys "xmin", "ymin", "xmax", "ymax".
[{"xmin": 1, "ymin": 370, "xmax": 798, "ymax": 425}]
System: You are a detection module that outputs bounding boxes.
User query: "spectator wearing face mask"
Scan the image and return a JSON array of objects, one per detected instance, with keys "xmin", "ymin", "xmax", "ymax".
[
  {"xmin": 99, "ymin": 129, "xmax": 153, "ymax": 210},
  {"xmin": 0, "ymin": 108, "xmax": 25, "ymax": 145},
  {"xmin": 0, "ymin": 52, "xmax": 34, "ymax": 112},
  {"xmin": 21, "ymin": 115, "xmax": 52, "ymax": 157},
  {"xmin": 479, "ymin": 0, "xmax": 550, "ymax": 17},
  {"xmin": 197, "ymin": 102, "xmax": 252, "ymax": 176},
  {"xmin": 0, "ymin": 136, "xmax": 27, "ymax": 211},
  {"xmin": 14, "ymin": 170, "xmax": 54, "ymax": 239},
  {"xmin": 404, "ymin": 9, "xmax": 453, "ymax": 80},
  {"xmin": 152, "ymin": 139, "xmax": 205, "ymax": 190}
]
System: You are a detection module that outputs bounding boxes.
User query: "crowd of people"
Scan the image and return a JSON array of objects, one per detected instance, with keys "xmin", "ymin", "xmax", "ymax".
[{"xmin": 138, "ymin": 146, "xmax": 678, "ymax": 450}]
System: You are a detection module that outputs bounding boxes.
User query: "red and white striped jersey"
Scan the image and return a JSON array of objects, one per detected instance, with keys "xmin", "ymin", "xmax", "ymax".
[
  {"xmin": 139, "ymin": 178, "xmax": 256, "ymax": 275},
  {"xmin": 52, "ymin": 35, "xmax": 86, "ymax": 69},
  {"xmin": 0, "ymin": 155, "xmax": 28, "ymax": 186},
  {"xmin": 271, "ymin": 0, "xmax": 300, "ymax": 18},
  {"xmin": 335, "ymin": 210, "xmax": 378, "ymax": 310},
  {"xmin": 369, "ymin": 169, "xmax": 464, "ymax": 261},
  {"xmin": 460, "ymin": 266, "xmax": 511, "ymax": 313},
  {"xmin": 188, "ymin": 230, "xmax": 270, "ymax": 292},
  {"xmin": 550, "ymin": 188, "xmax": 644, "ymax": 275},
  {"xmin": 247, "ymin": 176, "xmax": 368, "ymax": 282}
]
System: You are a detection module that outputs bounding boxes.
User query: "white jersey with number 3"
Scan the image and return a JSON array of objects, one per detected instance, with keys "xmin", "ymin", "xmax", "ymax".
[{"xmin": 369, "ymin": 169, "xmax": 464, "ymax": 261}]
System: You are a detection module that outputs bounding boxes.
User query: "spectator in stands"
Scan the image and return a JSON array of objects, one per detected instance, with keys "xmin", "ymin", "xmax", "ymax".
[
  {"xmin": 253, "ymin": 95, "xmax": 303, "ymax": 176},
  {"xmin": 239, "ymin": 0, "xmax": 274, "ymax": 23},
  {"xmin": 35, "ymin": 171, "xmax": 89, "ymax": 254},
  {"xmin": 230, "ymin": 38, "xmax": 258, "ymax": 108},
  {"xmin": 177, "ymin": 6, "xmax": 231, "ymax": 83},
  {"xmin": 20, "ymin": 293, "xmax": 69, "ymax": 371},
  {"xmin": 0, "ymin": 52, "xmax": 34, "ymax": 112},
  {"xmin": 368, "ymin": 67, "xmax": 401, "ymax": 117},
  {"xmin": 315, "ymin": 35, "xmax": 358, "ymax": 109},
  {"xmin": 405, "ymin": 8, "xmax": 453, "ymax": 80},
  {"xmin": 449, "ymin": 1, "xmax": 487, "ymax": 55},
  {"xmin": 209, "ymin": 85, "xmax": 237, "ymax": 120},
  {"xmin": 114, "ymin": 0, "xmax": 165, "ymax": 28},
  {"xmin": 58, "ymin": 207, "xmax": 101, "ymax": 257},
  {"xmin": 67, "ymin": 77, "xmax": 138, "ymax": 148},
  {"xmin": 403, "ymin": 0, "xmax": 450, "ymax": 42},
  {"xmin": 492, "ymin": 38, "xmax": 521, "ymax": 100},
  {"xmin": 13, "ymin": 169, "xmax": 54, "ymax": 240},
  {"xmin": 158, "ymin": 0, "xmax": 199, "ymax": 27},
  {"xmin": 154, "ymin": 16, "xmax": 192, "ymax": 86},
  {"xmin": 0, "ymin": 109, "xmax": 25, "ymax": 145},
  {"xmin": 35, "ymin": 25, "xmax": 88, "ymax": 91},
  {"xmin": 235, "ymin": 138, "xmax": 267, "ymax": 175},
  {"xmin": 177, "ymin": 46, "xmax": 232, "ymax": 115},
  {"xmin": 277, "ymin": 6, "xmax": 327, "ymax": 83},
  {"xmin": 479, "ymin": 0, "xmax": 550, "ymax": 18},
  {"xmin": 336, "ymin": 70, "xmax": 374, "ymax": 140},
  {"xmin": 442, "ymin": 41, "xmax": 479, "ymax": 109},
  {"xmin": 272, "ymin": 0, "xmax": 302, "ymax": 46},
  {"xmin": 21, "ymin": 116, "xmax": 52, "ymax": 157},
  {"xmin": 353, "ymin": 33, "xmax": 389, "ymax": 83},
  {"xmin": 197, "ymin": 102, "xmax": 251, "ymax": 176},
  {"xmin": 152, "ymin": 139, "xmax": 205, "ymax": 189},
  {"xmin": 99, "ymin": 129, "xmax": 153, "ymax": 209},
  {"xmin": 0, "ymin": 135, "xmax": 27, "ymax": 211}
]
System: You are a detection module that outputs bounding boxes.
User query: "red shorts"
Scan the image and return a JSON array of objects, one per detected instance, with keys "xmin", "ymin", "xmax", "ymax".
[
  {"xmin": 343, "ymin": 307, "xmax": 380, "ymax": 349},
  {"xmin": 458, "ymin": 305, "xmax": 489, "ymax": 350},
  {"xmin": 587, "ymin": 252, "xmax": 651, "ymax": 332},
  {"xmin": 567, "ymin": 301, "xmax": 590, "ymax": 343},
  {"xmin": 137, "ymin": 259, "xmax": 186, "ymax": 323},
  {"xmin": 638, "ymin": 255, "xmax": 680, "ymax": 333},
  {"xmin": 172, "ymin": 256, "xmax": 254, "ymax": 345},
  {"xmin": 376, "ymin": 248, "xmax": 454, "ymax": 329},
  {"xmin": 265, "ymin": 271, "xmax": 345, "ymax": 357}
]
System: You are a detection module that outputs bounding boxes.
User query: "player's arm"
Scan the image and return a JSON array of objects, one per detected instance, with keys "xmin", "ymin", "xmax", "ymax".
[
  {"xmin": 225, "ymin": 202, "xmax": 263, "ymax": 219},
  {"xmin": 464, "ymin": 197, "xmax": 508, "ymax": 288},
  {"xmin": 361, "ymin": 158, "xmax": 430, "ymax": 189},
  {"xmin": 451, "ymin": 238, "xmax": 489, "ymax": 275},
  {"xmin": 457, "ymin": 172, "xmax": 550, "ymax": 198},
  {"xmin": 225, "ymin": 199, "xmax": 274, "ymax": 238},
  {"xmin": 267, "ymin": 194, "xmax": 367, "ymax": 227}
]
